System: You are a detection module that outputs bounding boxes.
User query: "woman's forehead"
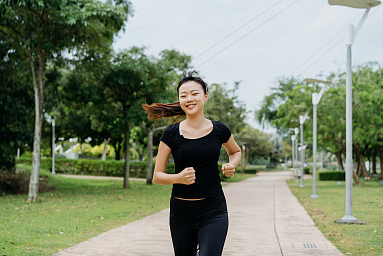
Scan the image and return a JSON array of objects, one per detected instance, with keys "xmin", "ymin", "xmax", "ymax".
[{"xmin": 179, "ymin": 81, "xmax": 203, "ymax": 94}]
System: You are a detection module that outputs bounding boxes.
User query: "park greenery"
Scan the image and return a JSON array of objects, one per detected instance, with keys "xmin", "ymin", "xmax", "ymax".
[
  {"xmin": 0, "ymin": 0, "xmax": 278, "ymax": 200},
  {"xmin": 257, "ymin": 62, "xmax": 383, "ymax": 181},
  {"xmin": 288, "ymin": 178, "xmax": 383, "ymax": 255},
  {"xmin": 0, "ymin": 164, "xmax": 256, "ymax": 256}
]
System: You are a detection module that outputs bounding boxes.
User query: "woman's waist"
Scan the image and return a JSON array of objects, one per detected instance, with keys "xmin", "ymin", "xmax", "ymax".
[
  {"xmin": 171, "ymin": 183, "xmax": 223, "ymax": 199},
  {"xmin": 174, "ymin": 162, "xmax": 218, "ymax": 173}
]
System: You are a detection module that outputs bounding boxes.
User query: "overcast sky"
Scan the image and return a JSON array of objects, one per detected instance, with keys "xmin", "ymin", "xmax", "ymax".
[{"xmin": 113, "ymin": 0, "xmax": 383, "ymax": 131}]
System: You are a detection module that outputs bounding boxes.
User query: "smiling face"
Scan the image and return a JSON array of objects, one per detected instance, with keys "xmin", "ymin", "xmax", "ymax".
[{"xmin": 178, "ymin": 81, "xmax": 208, "ymax": 117}]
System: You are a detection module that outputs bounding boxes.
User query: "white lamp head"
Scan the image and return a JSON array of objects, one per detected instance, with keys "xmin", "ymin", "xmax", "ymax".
[{"xmin": 329, "ymin": 0, "xmax": 380, "ymax": 8}]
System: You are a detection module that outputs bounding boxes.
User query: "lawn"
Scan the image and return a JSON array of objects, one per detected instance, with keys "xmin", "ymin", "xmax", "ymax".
[
  {"xmin": 287, "ymin": 177, "xmax": 383, "ymax": 256},
  {"xmin": 0, "ymin": 169, "xmax": 255, "ymax": 256}
]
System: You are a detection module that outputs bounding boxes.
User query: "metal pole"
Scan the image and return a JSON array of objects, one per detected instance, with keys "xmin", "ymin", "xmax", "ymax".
[
  {"xmin": 291, "ymin": 135, "xmax": 295, "ymax": 170},
  {"xmin": 341, "ymin": 24, "xmax": 357, "ymax": 222},
  {"xmin": 295, "ymin": 129, "xmax": 299, "ymax": 182},
  {"xmin": 52, "ymin": 118, "xmax": 56, "ymax": 175},
  {"xmin": 300, "ymin": 115, "xmax": 305, "ymax": 188},
  {"xmin": 312, "ymin": 96, "xmax": 318, "ymax": 198}
]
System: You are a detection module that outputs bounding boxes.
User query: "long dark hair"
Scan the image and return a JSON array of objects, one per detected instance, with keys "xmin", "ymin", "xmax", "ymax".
[{"xmin": 142, "ymin": 71, "xmax": 208, "ymax": 121}]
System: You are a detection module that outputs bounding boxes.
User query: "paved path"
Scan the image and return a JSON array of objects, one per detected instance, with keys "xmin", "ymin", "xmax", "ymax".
[{"xmin": 53, "ymin": 172, "xmax": 343, "ymax": 256}]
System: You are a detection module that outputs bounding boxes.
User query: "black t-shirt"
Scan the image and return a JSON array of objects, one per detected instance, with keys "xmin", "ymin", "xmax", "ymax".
[{"xmin": 160, "ymin": 120, "xmax": 232, "ymax": 199}]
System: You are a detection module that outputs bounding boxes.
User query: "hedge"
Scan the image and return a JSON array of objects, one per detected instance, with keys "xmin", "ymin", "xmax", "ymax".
[
  {"xmin": 318, "ymin": 171, "xmax": 345, "ymax": 181},
  {"xmin": 17, "ymin": 157, "xmax": 233, "ymax": 181},
  {"xmin": 17, "ymin": 157, "xmax": 174, "ymax": 179}
]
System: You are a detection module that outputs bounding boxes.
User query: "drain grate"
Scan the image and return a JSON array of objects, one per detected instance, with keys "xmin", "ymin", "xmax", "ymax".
[{"xmin": 303, "ymin": 243, "xmax": 317, "ymax": 249}]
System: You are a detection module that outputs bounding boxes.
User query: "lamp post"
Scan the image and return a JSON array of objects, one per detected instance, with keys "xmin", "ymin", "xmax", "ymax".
[
  {"xmin": 329, "ymin": 0, "xmax": 380, "ymax": 224},
  {"xmin": 304, "ymin": 78, "xmax": 331, "ymax": 198},
  {"xmin": 52, "ymin": 117, "xmax": 56, "ymax": 175},
  {"xmin": 299, "ymin": 112, "xmax": 309, "ymax": 188},
  {"xmin": 291, "ymin": 134, "xmax": 295, "ymax": 169},
  {"xmin": 289, "ymin": 127, "xmax": 299, "ymax": 181},
  {"xmin": 295, "ymin": 128, "xmax": 299, "ymax": 181}
]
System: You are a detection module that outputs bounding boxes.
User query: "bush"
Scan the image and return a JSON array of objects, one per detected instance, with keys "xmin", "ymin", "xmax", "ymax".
[
  {"xmin": 0, "ymin": 171, "xmax": 54, "ymax": 195},
  {"xmin": 16, "ymin": 157, "xmax": 175, "ymax": 179},
  {"xmin": 318, "ymin": 171, "xmax": 345, "ymax": 181},
  {"xmin": 304, "ymin": 167, "xmax": 310, "ymax": 174},
  {"xmin": 0, "ymin": 146, "xmax": 16, "ymax": 172},
  {"xmin": 243, "ymin": 166, "xmax": 258, "ymax": 174}
]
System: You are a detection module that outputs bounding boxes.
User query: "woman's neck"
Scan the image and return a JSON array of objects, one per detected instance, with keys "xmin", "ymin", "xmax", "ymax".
[{"xmin": 184, "ymin": 114, "xmax": 210, "ymax": 128}]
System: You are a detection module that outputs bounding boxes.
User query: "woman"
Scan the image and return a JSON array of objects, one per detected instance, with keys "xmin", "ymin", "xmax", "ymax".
[{"xmin": 143, "ymin": 71, "xmax": 241, "ymax": 256}]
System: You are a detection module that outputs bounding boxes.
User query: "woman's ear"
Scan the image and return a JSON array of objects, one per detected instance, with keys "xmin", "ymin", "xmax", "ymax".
[{"xmin": 204, "ymin": 92, "xmax": 208, "ymax": 102}]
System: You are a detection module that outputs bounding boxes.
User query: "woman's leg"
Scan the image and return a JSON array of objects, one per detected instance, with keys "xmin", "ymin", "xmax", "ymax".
[
  {"xmin": 197, "ymin": 212, "xmax": 228, "ymax": 256},
  {"xmin": 170, "ymin": 220, "xmax": 198, "ymax": 256},
  {"xmin": 170, "ymin": 197, "xmax": 198, "ymax": 256}
]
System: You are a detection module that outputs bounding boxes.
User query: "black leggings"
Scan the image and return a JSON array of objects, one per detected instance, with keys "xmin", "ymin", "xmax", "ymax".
[{"xmin": 169, "ymin": 195, "xmax": 228, "ymax": 256}]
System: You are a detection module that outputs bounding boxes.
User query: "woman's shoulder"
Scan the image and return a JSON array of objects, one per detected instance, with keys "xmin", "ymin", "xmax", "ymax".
[
  {"xmin": 163, "ymin": 122, "xmax": 180, "ymax": 134},
  {"xmin": 212, "ymin": 120, "xmax": 230, "ymax": 130}
]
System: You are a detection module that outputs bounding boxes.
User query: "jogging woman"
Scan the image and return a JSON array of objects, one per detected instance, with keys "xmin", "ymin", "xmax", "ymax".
[{"xmin": 143, "ymin": 71, "xmax": 241, "ymax": 256}]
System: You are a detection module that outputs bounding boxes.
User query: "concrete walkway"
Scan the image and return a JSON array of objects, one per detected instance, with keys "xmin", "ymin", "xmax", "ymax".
[{"xmin": 53, "ymin": 171, "xmax": 343, "ymax": 256}]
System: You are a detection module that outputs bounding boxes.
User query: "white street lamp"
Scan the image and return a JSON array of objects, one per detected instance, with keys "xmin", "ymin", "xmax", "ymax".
[
  {"xmin": 289, "ymin": 127, "xmax": 300, "ymax": 181},
  {"xmin": 329, "ymin": 0, "xmax": 380, "ymax": 223},
  {"xmin": 52, "ymin": 118, "xmax": 56, "ymax": 175},
  {"xmin": 299, "ymin": 112, "xmax": 309, "ymax": 188},
  {"xmin": 305, "ymin": 78, "xmax": 331, "ymax": 199},
  {"xmin": 291, "ymin": 134, "xmax": 295, "ymax": 168}
]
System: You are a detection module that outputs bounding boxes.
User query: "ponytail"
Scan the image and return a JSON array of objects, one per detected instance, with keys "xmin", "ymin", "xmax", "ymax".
[
  {"xmin": 142, "ymin": 102, "xmax": 185, "ymax": 121},
  {"xmin": 143, "ymin": 70, "xmax": 206, "ymax": 122}
]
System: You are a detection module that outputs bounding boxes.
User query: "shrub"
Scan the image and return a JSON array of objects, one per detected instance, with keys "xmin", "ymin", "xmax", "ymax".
[
  {"xmin": 318, "ymin": 171, "xmax": 345, "ymax": 181},
  {"xmin": 16, "ymin": 157, "xmax": 175, "ymax": 179},
  {"xmin": 0, "ymin": 171, "xmax": 54, "ymax": 195},
  {"xmin": 243, "ymin": 166, "xmax": 258, "ymax": 174},
  {"xmin": 304, "ymin": 167, "xmax": 310, "ymax": 174}
]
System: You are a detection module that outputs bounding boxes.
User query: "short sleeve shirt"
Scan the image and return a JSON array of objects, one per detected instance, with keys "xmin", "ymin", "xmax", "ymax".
[{"xmin": 160, "ymin": 120, "xmax": 232, "ymax": 199}]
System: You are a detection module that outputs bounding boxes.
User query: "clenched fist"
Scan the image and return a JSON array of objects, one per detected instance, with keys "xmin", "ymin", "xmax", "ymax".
[
  {"xmin": 221, "ymin": 163, "xmax": 235, "ymax": 177},
  {"xmin": 176, "ymin": 167, "xmax": 196, "ymax": 185}
]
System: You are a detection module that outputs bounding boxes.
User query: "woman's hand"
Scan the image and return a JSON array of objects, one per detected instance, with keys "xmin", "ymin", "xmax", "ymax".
[
  {"xmin": 176, "ymin": 167, "xmax": 196, "ymax": 185},
  {"xmin": 221, "ymin": 163, "xmax": 235, "ymax": 177}
]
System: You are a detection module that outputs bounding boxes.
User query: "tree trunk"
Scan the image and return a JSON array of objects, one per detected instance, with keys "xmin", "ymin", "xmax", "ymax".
[
  {"xmin": 335, "ymin": 152, "xmax": 344, "ymax": 170},
  {"xmin": 123, "ymin": 128, "xmax": 130, "ymax": 189},
  {"xmin": 101, "ymin": 138, "xmax": 110, "ymax": 161},
  {"xmin": 379, "ymin": 152, "xmax": 383, "ymax": 180},
  {"xmin": 146, "ymin": 127, "xmax": 154, "ymax": 185},
  {"xmin": 372, "ymin": 152, "xmax": 377, "ymax": 175},
  {"xmin": 353, "ymin": 169, "xmax": 360, "ymax": 184},
  {"xmin": 114, "ymin": 139, "xmax": 122, "ymax": 160},
  {"xmin": 355, "ymin": 144, "xmax": 369, "ymax": 178},
  {"xmin": 356, "ymin": 160, "xmax": 362, "ymax": 176},
  {"xmin": 28, "ymin": 53, "xmax": 45, "ymax": 202},
  {"xmin": 146, "ymin": 126, "xmax": 166, "ymax": 185}
]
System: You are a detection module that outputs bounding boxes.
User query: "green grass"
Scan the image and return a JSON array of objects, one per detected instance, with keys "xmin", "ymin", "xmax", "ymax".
[
  {"xmin": 1, "ymin": 170, "xmax": 173, "ymax": 256},
  {"xmin": 0, "ymin": 168, "xmax": 255, "ymax": 256},
  {"xmin": 287, "ymin": 177, "xmax": 383, "ymax": 256}
]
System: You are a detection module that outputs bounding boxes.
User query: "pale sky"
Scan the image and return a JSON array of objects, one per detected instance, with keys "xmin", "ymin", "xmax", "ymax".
[{"xmin": 113, "ymin": 0, "xmax": 383, "ymax": 131}]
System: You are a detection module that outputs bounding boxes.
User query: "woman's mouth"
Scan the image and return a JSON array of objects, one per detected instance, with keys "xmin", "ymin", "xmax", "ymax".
[{"xmin": 186, "ymin": 104, "xmax": 196, "ymax": 110}]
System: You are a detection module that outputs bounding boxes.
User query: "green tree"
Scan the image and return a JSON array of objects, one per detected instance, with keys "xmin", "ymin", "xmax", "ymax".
[
  {"xmin": 205, "ymin": 82, "xmax": 247, "ymax": 135},
  {"xmin": 0, "ymin": 0, "xmax": 132, "ymax": 201},
  {"xmin": 0, "ymin": 38, "xmax": 34, "ymax": 171},
  {"xmin": 236, "ymin": 124, "xmax": 274, "ymax": 168}
]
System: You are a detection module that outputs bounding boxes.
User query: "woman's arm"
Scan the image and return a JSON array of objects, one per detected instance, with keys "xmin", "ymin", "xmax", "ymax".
[
  {"xmin": 222, "ymin": 135, "xmax": 242, "ymax": 177},
  {"xmin": 153, "ymin": 141, "xmax": 196, "ymax": 185}
]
